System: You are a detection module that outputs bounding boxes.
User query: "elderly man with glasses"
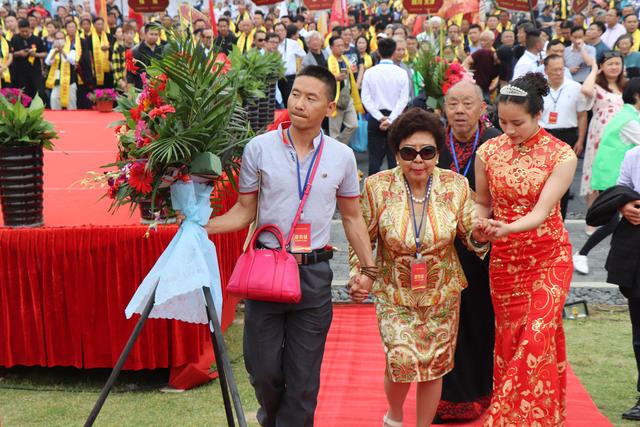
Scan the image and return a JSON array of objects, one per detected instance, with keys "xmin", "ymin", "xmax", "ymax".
[{"xmin": 432, "ymin": 80, "xmax": 501, "ymax": 423}]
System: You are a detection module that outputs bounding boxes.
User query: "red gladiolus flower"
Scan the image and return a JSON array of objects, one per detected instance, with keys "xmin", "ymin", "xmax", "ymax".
[
  {"xmin": 128, "ymin": 162, "xmax": 153, "ymax": 194},
  {"xmin": 149, "ymin": 104, "xmax": 176, "ymax": 119},
  {"xmin": 125, "ymin": 50, "xmax": 139, "ymax": 74}
]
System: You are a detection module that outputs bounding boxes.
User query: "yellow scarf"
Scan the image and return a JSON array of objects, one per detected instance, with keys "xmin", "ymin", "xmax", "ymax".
[
  {"xmin": 327, "ymin": 54, "xmax": 364, "ymax": 116},
  {"xmin": 68, "ymin": 34, "xmax": 83, "ymax": 84},
  {"xmin": 45, "ymin": 39, "xmax": 72, "ymax": 108},
  {"xmin": 91, "ymin": 29, "xmax": 110, "ymax": 86},
  {"xmin": 236, "ymin": 31, "xmax": 254, "ymax": 53},
  {"xmin": 0, "ymin": 36, "xmax": 9, "ymax": 85},
  {"xmin": 632, "ymin": 30, "xmax": 640, "ymax": 51},
  {"xmin": 362, "ymin": 53, "xmax": 373, "ymax": 70}
]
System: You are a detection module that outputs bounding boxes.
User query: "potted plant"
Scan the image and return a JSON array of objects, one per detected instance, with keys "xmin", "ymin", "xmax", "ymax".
[
  {"xmin": 88, "ymin": 88, "xmax": 118, "ymax": 112},
  {"xmin": 228, "ymin": 47, "xmax": 285, "ymax": 132},
  {"xmin": 0, "ymin": 91, "xmax": 58, "ymax": 227},
  {"xmin": 99, "ymin": 33, "xmax": 251, "ymax": 225}
]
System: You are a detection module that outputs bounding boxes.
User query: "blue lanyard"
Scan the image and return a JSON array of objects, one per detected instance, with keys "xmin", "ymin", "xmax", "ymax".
[
  {"xmin": 549, "ymin": 87, "xmax": 564, "ymax": 110},
  {"xmin": 449, "ymin": 128, "xmax": 480, "ymax": 178},
  {"xmin": 287, "ymin": 128, "xmax": 324, "ymax": 200},
  {"xmin": 406, "ymin": 176, "xmax": 433, "ymax": 258}
]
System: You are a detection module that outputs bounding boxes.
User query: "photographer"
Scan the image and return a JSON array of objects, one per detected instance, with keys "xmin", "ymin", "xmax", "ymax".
[
  {"xmin": 9, "ymin": 18, "xmax": 47, "ymax": 101},
  {"xmin": 45, "ymin": 29, "xmax": 77, "ymax": 110}
]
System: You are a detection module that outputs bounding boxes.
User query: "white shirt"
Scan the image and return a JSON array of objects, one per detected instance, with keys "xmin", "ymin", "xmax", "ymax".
[
  {"xmin": 539, "ymin": 79, "xmax": 594, "ymax": 129},
  {"xmin": 361, "ymin": 59, "xmax": 410, "ymax": 123},
  {"xmin": 279, "ymin": 38, "xmax": 306, "ymax": 76},
  {"xmin": 44, "ymin": 48, "xmax": 77, "ymax": 80},
  {"xmin": 620, "ymin": 120, "xmax": 640, "ymax": 147},
  {"xmin": 512, "ymin": 50, "xmax": 542, "ymax": 80},
  {"xmin": 602, "ymin": 23, "xmax": 627, "ymax": 49},
  {"xmin": 238, "ymin": 123, "xmax": 360, "ymax": 249}
]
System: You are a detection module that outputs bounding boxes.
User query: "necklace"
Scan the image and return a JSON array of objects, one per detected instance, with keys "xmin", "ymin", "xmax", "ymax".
[{"xmin": 404, "ymin": 181, "xmax": 427, "ymax": 204}]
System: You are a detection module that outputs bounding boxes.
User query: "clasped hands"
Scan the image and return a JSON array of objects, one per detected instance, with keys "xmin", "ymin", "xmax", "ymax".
[
  {"xmin": 473, "ymin": 217, "xmax": 513, "ymax": 242},
  {"xmin": 348, "ymin": 273, "xmax": 374, "ymax": 303}
]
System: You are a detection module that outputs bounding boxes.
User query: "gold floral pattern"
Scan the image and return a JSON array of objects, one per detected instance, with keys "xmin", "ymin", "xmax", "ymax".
[
  {"xmin": 349, "ymin": 166, "xmax": 487, "ymax": 382},
  {"xmin": 477, "ymin": 130, "xmax": 575, "ymax": 427}
]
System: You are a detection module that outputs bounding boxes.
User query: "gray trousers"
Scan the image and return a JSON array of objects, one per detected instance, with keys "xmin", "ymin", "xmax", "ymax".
[
  {"xmin": 329, "ymin": 100, "xmax": 358, "ymax": 144},
  {"xmin": 243, "ymin": 261, "xmax": 334, "ymax": 427}
]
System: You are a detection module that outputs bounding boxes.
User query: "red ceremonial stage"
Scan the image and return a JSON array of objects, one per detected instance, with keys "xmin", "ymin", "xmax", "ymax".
[{"xmin": 0, "ymin": 111, "xmax": 247, "ymax": 390}]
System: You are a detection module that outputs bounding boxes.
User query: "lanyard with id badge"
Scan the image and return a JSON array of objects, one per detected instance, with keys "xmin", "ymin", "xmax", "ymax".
[
  {"xmin": 548, "ymin": 87, "xmax": 564, "ymax": 125},
  {"xmin": 406, "ymin": 175, "xmax": 433, "ymax": 290},
  {"xmin": 287, "ymin": 127, "xmax": 324, "ymax": 253}
]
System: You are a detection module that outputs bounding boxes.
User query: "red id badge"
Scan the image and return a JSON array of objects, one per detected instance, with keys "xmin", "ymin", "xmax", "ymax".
[
  {"xmin": 549, "ymin": 111, "xmax": 558, "ymax": 124},
  {"xmin": 410, "ymin": 258, "xmax": 428, "ymax": 291},
  {"xmin": 291, "ymin": 223, "xmax": 312, "ymax": 253}
]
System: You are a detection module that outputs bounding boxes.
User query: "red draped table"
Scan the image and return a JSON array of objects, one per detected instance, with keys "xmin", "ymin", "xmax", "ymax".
[{"xmin": 0, "ymin": 186, "xmax": 246, "ymax": 390}]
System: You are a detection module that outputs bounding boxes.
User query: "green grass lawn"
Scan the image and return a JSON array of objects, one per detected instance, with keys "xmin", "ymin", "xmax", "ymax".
[{"xmin": 0, "ymin": 307, "xmax": 638, "ymax": 426}]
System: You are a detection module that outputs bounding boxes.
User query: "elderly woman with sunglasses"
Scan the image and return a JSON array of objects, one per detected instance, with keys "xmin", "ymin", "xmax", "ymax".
[{"xmin": 348, "ymin": 108, "xmax": 490, "ymax": 427}]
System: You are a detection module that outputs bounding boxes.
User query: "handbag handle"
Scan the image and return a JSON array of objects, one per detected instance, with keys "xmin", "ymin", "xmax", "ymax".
[
  {"xmin": 248, "ymin": 224, "xmax": 288, "ymax": 255},
  {"xmin": 285, "ymin": 134, "xmax": 326, "ymax": 247}
]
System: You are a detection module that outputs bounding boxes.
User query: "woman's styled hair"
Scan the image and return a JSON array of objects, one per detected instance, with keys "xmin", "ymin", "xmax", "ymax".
[
  {"xmin": 498, "ymin": 72, "xmax": 549, "ymax": 116},
  {"xmin": 387, "ymin": 108, "xmax": 445, "ymax": 154},
  {"xmin": 596, "ymin": 51, "xmax": 627, "ymax": 93},
  {"xmin": 355, "ymin": 35, "xmax": 370, "ymax": 53}
]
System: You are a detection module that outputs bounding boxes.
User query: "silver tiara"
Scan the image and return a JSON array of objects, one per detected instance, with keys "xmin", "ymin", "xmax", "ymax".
[{"xmin": 500, "ymin": 85, "xmax": 528, "ymax": 97}]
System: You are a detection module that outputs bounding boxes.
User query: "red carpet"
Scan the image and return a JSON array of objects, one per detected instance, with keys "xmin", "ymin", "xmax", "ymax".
[{"xmin": 316, "ymin": 305, "xmax": 613, "ymax": 427}]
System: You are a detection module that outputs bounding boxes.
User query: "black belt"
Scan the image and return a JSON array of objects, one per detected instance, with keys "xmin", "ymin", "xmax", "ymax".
[{"xmin": 257, "ymin": 244, "xmax": 333, "ymax": 265}]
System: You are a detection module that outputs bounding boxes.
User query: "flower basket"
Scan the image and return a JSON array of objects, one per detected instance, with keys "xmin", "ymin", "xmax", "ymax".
[
  {"xmin": 96, "ymin": 100, "xmax": 114, "ymax": 113},
  {"xmin": 0, "ymin": 145, "xmax": 44, "ymax": 227}
]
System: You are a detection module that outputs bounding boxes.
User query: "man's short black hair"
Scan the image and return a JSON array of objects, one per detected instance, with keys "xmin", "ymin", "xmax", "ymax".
[
  {"xmin": 525, "ymin": 29, "xmax": 542, "ymax": 49},
  {"xmin": 193, "ymin": 28, "xmax": 204, "ymax": 37},
  {"xmin": 265, "ymin": 32, "xmax": 279, "ymax": 43},
  {"xmin": 254, "ymin": 10, "xmax": 264, "ymax": 17},
  {"xmin": 590, "ymin": 21, "xmax": 606, "ymax": 34},
  {"xmin": 218, "ymin": 16, "xmax": 229, "ymax": 25},
  {"xmin": 543, "ymin": 53, "xmax": 563, "ymax": 67},
  {"xmin": 297, "ymin": 65, "xmax": 337, "ymax": 101},
  {"xmin": 18, "ymin": 18, "xmax": 29, "ymax": 29},
  {"xmin": 329, "ymin": 35, "xmax": 343, "ymax": 47},
  {"xmin": 468, "ymin": 23, "xmax": 482, "ymax": 32},
  {"xmin": 571, "ymin": 25, "xmax": 585, "ymax": 35},
  {"xmin": 294, "ymin": 15, "xmax": 305, "ymax": 23},
  {"xmin": 144, "ymin": 23, "xmax": 159, "ymax": 33},
  {"xmin": 377, "ymin": 37, "xmax": 396, "ymax": 58},
  {"xmin": 547, "ymin": 38, "xmax": 564, "ymax": 48},
  {"xmin": 624, "ymin": 13, "xmax": 638, "ymax": 22},
  {"xmin": 93, "ymin": 17, "xmax": 104, "ymax": 24}
]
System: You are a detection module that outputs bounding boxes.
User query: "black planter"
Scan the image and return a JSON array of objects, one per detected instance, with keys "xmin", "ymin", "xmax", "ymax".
[
  {"xmin": 244, "ymin": 80, "xmax": 278, "ymax": 133},
  {"xmin": 0, "ymin": 145, "xmax": 44, "ymax": 227},
  {"xmin": 138, "ymin": 197, "xmax": 176, "ymax": 224}
]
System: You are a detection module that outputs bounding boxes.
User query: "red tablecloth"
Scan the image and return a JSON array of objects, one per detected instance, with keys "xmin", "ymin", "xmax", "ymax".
[{"xmin": 0, "ymin": 184, "xmax": 246, "ymax": 390}]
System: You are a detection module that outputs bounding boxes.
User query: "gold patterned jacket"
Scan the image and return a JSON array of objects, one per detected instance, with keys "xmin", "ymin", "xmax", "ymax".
[{"xmin": 349, "ymin": 167, "xmax": 487, "ymax": 307}]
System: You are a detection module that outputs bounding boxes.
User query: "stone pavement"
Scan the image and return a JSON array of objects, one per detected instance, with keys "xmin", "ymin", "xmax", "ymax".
[{"xmin": 328, "ymin": 153, "xmax": 626, "ymax": 305}]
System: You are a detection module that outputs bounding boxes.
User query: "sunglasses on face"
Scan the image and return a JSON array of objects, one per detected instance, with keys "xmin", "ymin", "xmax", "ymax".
[
  {"xmin": 399, "ymin": 146, "xmax": 437, "ymax": 161},
  {"xmin": 256, "ymin": 38, "xmax": 266, "ymax": 42}
]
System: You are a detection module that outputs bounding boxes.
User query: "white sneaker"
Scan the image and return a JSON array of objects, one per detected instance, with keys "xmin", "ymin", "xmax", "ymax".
[{"xmin": 573, "ymin": 253, "xmax": 589, "ymax": 275}]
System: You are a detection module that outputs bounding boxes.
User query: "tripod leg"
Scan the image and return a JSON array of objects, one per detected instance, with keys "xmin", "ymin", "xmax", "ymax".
[
  {"xmin": 202, "ymin": 286, "xmax": 247, "ymax": 427},
  {"xmin": 84, "ymin": 282, "xmax": 159, "ymax": 427}
]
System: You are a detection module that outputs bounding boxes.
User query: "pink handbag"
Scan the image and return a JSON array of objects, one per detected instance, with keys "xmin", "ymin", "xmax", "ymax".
[
  {"xmin": 226, "ymin": 131, "xmax": 325, "ymax": 303},
  {"xmin": 227, "ymin": 224, "xmax": 302, "ymax": 303}
]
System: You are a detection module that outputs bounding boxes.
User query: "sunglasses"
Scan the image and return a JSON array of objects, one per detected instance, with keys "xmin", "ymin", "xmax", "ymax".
[
  {"xmin": 399, "ymin": 146, "xmax": 437, "ymax": 161},
  {"xmin": 603, "ymin": 51, "xmax": 622, "ymax": 60},
  {"xmin": 256, "ymin": 38, "xmax": 266, "ymax": 42}
]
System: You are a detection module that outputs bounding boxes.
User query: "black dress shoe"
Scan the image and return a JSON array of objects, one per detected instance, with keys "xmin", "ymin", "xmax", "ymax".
[{"xmin": 622, "ymin": 399, "xmax": 640, "ymax": 420}]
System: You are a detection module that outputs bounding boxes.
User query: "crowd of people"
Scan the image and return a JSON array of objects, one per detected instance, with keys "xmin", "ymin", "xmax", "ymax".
[{"xmin": 5, "ymin": 0, "xmax": 640, "ymax": 426}]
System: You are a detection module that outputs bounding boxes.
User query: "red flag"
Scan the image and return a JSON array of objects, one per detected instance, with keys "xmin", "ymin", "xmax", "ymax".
[
  {"xmin": 208, "ymin": 0, "xmax": 218, "ymax": 36},
  {"xmin": 329, "ymin": 0, "xmax": 347, "ymax": 26},
  {"xmin": 438, "ymin": 0, "xmax": 479, "ymax": 20},
  {"xmin": 128, "ymin": 8, "xmax": 144, "ymax": 30}
]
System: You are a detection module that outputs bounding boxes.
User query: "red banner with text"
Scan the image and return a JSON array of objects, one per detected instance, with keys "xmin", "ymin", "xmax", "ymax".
[
  {"xmin": 495, "ymin": 0, "xmax": 538, "ymax": 12},
  {"xmin": 306, "ymin": 0, "xmax": 334, "ymax": 11},
  {"xmin": 403, "ymin": 0, "xmax": 444, "ymax": 15},
  {"xmin": 572, "ymin": 0, "xmax": 588, "ymax": 13},
  {"xmin": 128, "ymin": 0, "xmax": 168, "ymax": 13}
]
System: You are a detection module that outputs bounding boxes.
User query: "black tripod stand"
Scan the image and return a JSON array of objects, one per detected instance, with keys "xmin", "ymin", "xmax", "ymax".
[{"xmin": 85, "ymin": 283, "xmax": 246, "ymax": 427}]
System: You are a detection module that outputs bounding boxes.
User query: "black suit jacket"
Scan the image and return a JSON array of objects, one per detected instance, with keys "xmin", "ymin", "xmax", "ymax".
[{"xmin": 587, "ymin": 185, "xmax": 640, "ymax": 291}]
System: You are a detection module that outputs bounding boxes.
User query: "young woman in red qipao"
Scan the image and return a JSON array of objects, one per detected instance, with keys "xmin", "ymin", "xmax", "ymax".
[{"xmin": 474, "ymin": 72, "xmax": 577, "ymax": 427}]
